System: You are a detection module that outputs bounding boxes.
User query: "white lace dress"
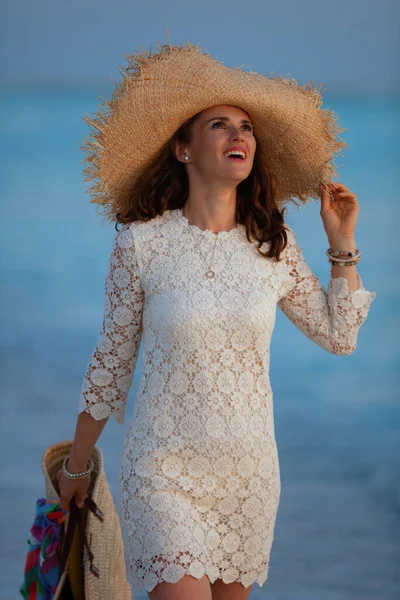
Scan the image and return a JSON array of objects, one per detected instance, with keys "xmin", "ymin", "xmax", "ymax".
[{"xmin": 78, "ymin": 208, "xmax": 376, "ymax": 593}]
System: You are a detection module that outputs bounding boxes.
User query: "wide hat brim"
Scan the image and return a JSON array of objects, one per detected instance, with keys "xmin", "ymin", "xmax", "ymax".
[
  {"xmin": 41, "ymin": 440, "xmax": 131, "ymax": 600},
  {"xmin": 81, "ymin": 41, "xmax": 347, "ymax": 220}
]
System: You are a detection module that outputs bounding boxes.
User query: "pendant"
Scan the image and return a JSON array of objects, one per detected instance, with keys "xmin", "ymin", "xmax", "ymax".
[{"xmin": 205, "ymin": 270, "xmax": 216, "ymax": 279}]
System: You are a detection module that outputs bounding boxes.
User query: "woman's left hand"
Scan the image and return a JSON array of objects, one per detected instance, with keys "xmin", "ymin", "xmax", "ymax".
[{"xmin": 319, "ymin": 182, "xmax": 359, "ymax": 243}]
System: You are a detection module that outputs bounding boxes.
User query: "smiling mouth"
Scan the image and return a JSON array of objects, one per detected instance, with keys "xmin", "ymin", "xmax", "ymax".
[
  {"xmin": 223, "ymin": 150, "xmax": 247, "ymax": 161},
  {"xmin": 224, "ymin": 154, "xmax": 246, "ymax": 162}
]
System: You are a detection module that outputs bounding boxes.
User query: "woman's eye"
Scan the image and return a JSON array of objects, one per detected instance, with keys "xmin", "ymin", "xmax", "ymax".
[{"xmin": 212, "ymin": 121, "xmax": 253, "ymax": 132}]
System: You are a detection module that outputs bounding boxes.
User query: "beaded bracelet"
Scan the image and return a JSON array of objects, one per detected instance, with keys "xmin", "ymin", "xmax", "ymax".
[
  {"xmin": 328, "ymin": 258, "xmax": 360, "ymax": 267},
  {"xmin": 62, "ymin": 455, "xmax": 95, "ymax": 479},
  {"xmin": 328, "ymin": 249, "xmax": 360, "ymax": 258},
  {"xmin": 326, "ymin": 248, "xmax": 361, "ymax": 262}
]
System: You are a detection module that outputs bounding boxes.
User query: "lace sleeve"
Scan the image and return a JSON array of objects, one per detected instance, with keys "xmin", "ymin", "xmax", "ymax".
[
  {"xmin": 78, "ymin": 224, "xmax": 144, "ymax": 424},
  {"xmin": 277, "ymin": 226, "xmax": 376, "ymax": 355}
]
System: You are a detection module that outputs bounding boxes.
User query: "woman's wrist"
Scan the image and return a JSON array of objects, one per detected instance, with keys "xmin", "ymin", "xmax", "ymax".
[
  {"xmin": 328, "ymin": 236, "xmax": 357, "ymax": 253},
  {"xmin": 67, "ymin": 456, "xmax": 91, "ymax": 473},
  {"xmin": 63, "ymin": 455, "xmax": 94, "ymax": 479}
]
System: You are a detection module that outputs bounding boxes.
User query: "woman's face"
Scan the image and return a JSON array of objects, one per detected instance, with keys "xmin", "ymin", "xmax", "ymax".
[{"xmin": 178, "ymin": 104, "xmax": 256, "ymax": 183}]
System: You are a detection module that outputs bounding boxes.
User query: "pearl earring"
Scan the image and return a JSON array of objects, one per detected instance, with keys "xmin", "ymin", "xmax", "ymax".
[{"xmin": 184, "ymin": 156, "xmax": 189, "ymax": 161}]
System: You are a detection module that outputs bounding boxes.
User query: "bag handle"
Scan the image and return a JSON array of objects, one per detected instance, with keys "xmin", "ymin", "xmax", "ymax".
[{"xmin": 59, "ymin": 496, "xmax": 104, "ymax": 578}]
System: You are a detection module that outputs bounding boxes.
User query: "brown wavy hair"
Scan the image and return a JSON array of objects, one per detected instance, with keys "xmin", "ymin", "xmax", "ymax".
[{"xmin": 115, "ymin": 111, "xmax": 290, "ymax": 261}]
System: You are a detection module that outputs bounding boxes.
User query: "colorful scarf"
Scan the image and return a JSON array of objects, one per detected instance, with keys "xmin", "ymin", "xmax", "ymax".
[{"xmin": 20, "ymin": 498, "xmax": 68, "ymax": 599}]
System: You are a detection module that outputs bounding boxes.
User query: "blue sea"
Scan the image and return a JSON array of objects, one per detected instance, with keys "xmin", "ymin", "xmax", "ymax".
[{"xmin": 1, "ymin": 88, "xmax": 399, "ymax": 599}]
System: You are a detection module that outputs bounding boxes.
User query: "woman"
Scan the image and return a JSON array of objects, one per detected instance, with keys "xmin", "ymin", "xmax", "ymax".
[{"xmin": 57, "ymin": 43, "xmax": 376, "ymax": 600}]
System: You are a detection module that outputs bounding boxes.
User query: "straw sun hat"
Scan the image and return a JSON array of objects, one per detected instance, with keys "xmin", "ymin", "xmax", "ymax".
[
  {"xmin": 42, "ymin": 440, "xmax": 131, "ymax": 600},
  {"xmin": 80, "ymin": 39, "xmax": 347, "ymax": 221}
]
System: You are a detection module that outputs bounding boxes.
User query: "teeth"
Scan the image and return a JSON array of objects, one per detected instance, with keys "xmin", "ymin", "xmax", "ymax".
[{"xmin": 224, "ymin": 150, "xmax": 245, "ymax": 159}]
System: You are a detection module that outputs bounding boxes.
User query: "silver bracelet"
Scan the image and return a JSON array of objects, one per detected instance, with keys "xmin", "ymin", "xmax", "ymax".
[{"xmin": 62, "ymin": 455, "xmax": 95, "ymax": 479}]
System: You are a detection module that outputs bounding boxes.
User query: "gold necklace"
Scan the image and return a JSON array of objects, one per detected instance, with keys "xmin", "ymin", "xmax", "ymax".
[{"xmin": 181, "ymin": 209, "xmax": 237, "ymax": 280}]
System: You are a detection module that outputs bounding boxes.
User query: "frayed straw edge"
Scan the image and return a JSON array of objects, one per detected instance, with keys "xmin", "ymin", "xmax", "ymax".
[{"xmin": 270, "ymin": 75, "xmax": 348, "ymax": 208}]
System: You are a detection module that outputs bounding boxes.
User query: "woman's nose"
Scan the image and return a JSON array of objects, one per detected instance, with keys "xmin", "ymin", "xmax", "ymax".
[{"xmin": 229, "ymin": 127, "xmax": 244, "ymax": 140}]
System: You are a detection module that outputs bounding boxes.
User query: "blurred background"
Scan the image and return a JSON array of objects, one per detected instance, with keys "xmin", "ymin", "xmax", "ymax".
[{"xmin": 1, "ymin": 1, "xmax": 399, "ymax": 598}]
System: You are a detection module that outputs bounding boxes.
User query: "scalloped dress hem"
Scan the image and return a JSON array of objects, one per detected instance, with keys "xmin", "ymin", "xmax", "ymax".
[{"xmin": 125, "ymin": 561, "xmax": 269, "ymax": 593}]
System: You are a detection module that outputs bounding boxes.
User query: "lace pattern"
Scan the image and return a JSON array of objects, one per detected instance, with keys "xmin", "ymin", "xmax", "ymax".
[
  {"xmin": 277, "ymin": 227, "xmax": 376, "ymax": 355},
  {"xmin": 78, "ymin": 209, "xmax": 376, "ymax": 592},
  {"xmin": 78, "ymin": 227, "xmax": 144, "ymax": 424}
]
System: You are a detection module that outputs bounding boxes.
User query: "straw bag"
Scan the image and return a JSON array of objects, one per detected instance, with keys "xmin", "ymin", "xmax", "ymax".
[{"xmin": 21, "ymin": 440, "xmax": 132, "ymax": 600}]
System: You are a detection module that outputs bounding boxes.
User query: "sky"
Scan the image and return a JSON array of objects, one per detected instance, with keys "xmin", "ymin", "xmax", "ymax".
[{"xmin": 1, "ymin": 0, "xmax": 399, "ymax": 93}]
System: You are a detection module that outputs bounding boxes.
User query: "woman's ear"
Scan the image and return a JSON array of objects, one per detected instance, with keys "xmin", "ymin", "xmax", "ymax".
[{"xmin": 173, "ymin": 141, "xmax": 189, "ymax": 163}]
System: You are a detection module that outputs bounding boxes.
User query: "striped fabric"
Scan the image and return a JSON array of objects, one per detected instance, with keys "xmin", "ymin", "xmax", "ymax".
[{"xmin": 20, "ymin": 498, "xmax": 68, "ymax": 599}]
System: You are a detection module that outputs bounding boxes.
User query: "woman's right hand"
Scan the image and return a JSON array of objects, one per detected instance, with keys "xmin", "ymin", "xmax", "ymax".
[{"xmin": 56, "ymin": 465, "xmax": 91, "ymax": 512}]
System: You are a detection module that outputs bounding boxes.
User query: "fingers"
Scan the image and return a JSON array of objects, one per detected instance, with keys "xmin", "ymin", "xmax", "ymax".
[
  {"xmin": 319, "ymin": 183, "xmax": 333, "ymax": 214},
  {"xmin": 331, "ymin": 182, "xmax": 350, "ymax": 192},
  {"xmin": 75, "ymin": 493, "xmax": 87, "ymax": 509},
  {"xmin": 336, "ymin": 192, "xmax": 356, "ymax": 199},
  {"xmin": 59, "ymin": 492, "xmax": 87, "ymax": 512},
  {"xmin": 320, "ymin": 181, "xmax": 351, "ymax": 194},
  {"xmin": 319, "ymin": 181, "xmax": 337, "ymax": 202},
  {"xmin": 59, "ymin": 497, "xmax": 71, "ymax": 512},
  {"xmin": 320, "ymin": 181, "xmax": 358, "ymax": 205},
  {"xmin": 57, "ymin": 468, "xmax": 90, "ymax": 512}
]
